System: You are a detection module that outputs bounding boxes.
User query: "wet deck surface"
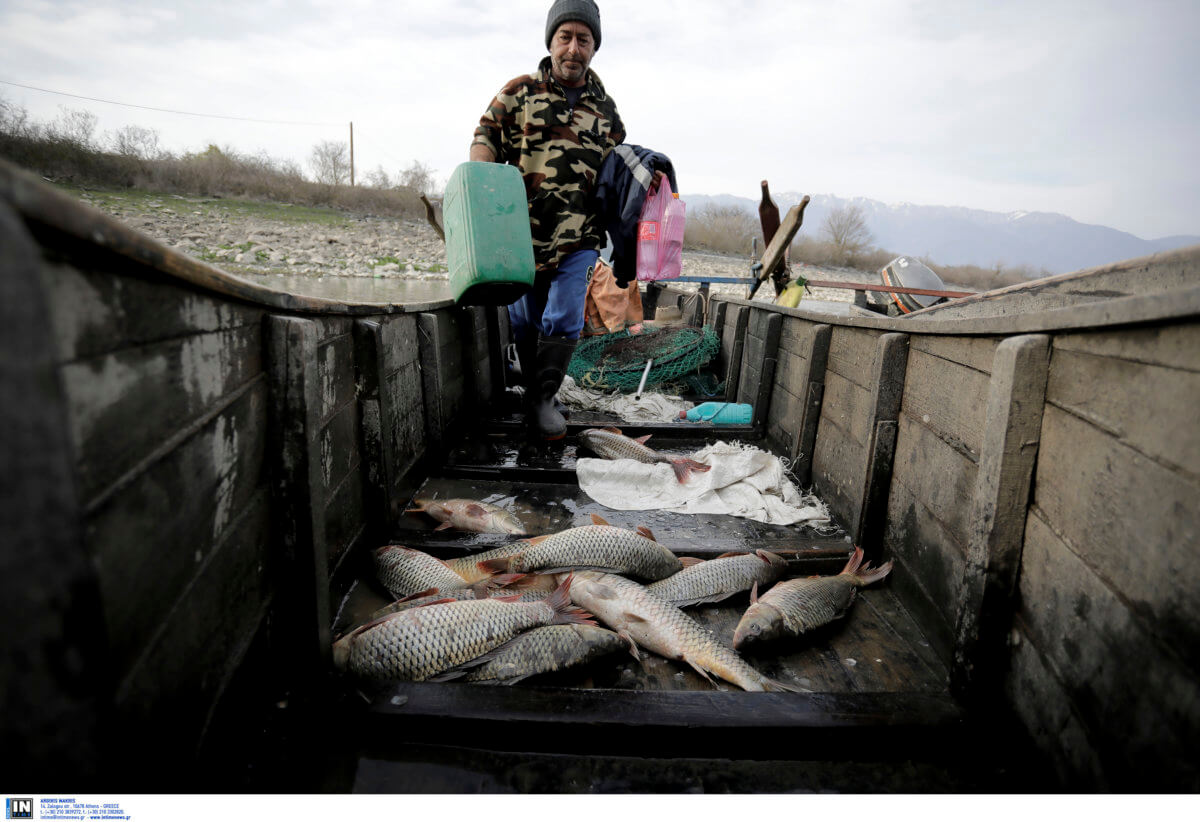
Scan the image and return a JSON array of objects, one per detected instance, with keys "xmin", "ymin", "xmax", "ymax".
[
  {"xmin": 201, "ymin": 409, "xmax": 1051, "ymax": 793},
  {"xmin": 333, "ymin": 414, "xmax": 950, "ymax": 699}
]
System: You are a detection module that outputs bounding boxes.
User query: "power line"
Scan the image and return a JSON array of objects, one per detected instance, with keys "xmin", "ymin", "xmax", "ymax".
[{"xmin": 0, "ymin": 78, "xmax": 343, "ymax": 127}]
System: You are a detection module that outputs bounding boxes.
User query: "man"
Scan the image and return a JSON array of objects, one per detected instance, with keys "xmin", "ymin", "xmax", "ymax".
[{"xmin": 470, "ymin": 0, "xmax": 625, "ymax": 440}]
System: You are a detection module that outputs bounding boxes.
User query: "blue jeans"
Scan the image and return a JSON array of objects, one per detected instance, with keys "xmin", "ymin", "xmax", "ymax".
[{"xmin": 508, "ymin": 249, "xmax": 598, "ymax": 342}]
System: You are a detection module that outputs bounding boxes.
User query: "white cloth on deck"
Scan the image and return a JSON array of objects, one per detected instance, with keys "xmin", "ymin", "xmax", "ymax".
[{"xmin": 576, "ymin": 440, "xmax": 831, "ymax": 526}]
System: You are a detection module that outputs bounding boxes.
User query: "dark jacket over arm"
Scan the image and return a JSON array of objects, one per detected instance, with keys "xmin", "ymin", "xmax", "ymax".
[{"xmin": 594, "ymin": 144, "xmax": 677, "ymax": 287}]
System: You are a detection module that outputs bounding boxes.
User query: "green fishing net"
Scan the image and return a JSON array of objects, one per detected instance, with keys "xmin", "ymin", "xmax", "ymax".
[{"xmin": 568, "ymin": 325, "xmax": 723, "ymax": 394}]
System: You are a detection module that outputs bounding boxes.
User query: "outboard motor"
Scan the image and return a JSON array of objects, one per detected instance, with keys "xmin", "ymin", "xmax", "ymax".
[{"xmin": 879, "ymin": 256, "xmax": 948, "ymax": 314}]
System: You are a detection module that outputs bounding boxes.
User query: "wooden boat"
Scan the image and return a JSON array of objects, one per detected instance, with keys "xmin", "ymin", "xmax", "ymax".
[{"xmin": 2, "ymin": 158, "xmax": 1197, "ymax": 792}]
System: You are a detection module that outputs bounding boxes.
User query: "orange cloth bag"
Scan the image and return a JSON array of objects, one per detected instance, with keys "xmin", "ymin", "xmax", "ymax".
[{"xmin": 583, "ymin": 258, "xmax": 643, "ymax": 336}]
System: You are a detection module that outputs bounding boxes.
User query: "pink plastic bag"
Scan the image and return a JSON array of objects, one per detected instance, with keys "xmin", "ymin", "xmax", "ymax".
[{"xmin": 636, "ymin": 176, "xmax": 686, "ymax": 282}]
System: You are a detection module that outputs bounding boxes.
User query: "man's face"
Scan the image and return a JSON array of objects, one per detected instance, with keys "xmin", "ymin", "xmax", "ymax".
[{"xmin": 549, "ymin": 21, "xmax": 595, "ymax": 88}]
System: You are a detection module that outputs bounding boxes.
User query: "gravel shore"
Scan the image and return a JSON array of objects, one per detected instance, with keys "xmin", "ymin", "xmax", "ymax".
[{"xmin": 73, "ymin": 187, "xmax": 876, "ymax": 305}]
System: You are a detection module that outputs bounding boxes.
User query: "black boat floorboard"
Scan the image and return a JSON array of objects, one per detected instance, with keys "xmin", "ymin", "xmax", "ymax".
[{"xmin": 330, "ymin": 414, "xmax": 957, "ymax": 754}]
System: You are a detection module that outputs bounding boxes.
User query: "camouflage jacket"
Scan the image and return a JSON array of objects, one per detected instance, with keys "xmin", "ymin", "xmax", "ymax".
[{"xmin": 472, "ymin": 56, "xmax": 625, "ymax": 274}]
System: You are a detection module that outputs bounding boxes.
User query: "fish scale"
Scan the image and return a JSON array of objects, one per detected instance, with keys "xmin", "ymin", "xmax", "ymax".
[
  {"xmin": 647, "ymin": 550, "xmax": 788, "ymax": 607},
  {"xmin": 374, "ymin": 545, "xmax": 473, "ymax": 599},
  {"xmin": 446, "ymin": 544, "xmax": 526, "ymax": 583},
  {"xmin": 562, "ymin": 570, "xmax": 794, "ymax": 692},
  {"xmin": 578, "ymin": 427, "xmax": 712, "ymax": 483},
  {"xmin": 462, "ymin": 624, "xmax": 625, "ymax": 684},
  {"xmin": 333, "ymin": 582, "xmax": 591, "ymax": 681},
  {"xmin": 479, "ymin": 524, "xmax": 684, "ymax": 581},
  {"xmin": 758, "ymin": 575, "xmax": 858, "ymax": 633},
  {"xmin": 733, "ymin": 547, "xmax": 893, "ymax": 649}
]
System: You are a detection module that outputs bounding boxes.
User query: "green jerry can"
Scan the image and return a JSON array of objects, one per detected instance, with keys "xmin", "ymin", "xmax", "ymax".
[{"xmin": 443, "ymin": 162, "xmax": 536, "ymax": 306}]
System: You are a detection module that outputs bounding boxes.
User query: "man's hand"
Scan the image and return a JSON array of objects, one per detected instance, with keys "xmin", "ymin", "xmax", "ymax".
[{"xmin": 469, "ymin": 143, "xmax": 496, "ymax": 162}]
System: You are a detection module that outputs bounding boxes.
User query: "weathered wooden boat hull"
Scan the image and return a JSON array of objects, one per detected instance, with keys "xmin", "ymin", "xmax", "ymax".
[{"xmin": 2, "ymin": 158, "xmax": 1196, "ymax": 791}]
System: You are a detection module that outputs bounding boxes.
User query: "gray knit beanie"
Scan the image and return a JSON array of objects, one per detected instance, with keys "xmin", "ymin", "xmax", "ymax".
[{"xmin": 545, "ymin": 0, "xmax": 601, "ymax": 50}]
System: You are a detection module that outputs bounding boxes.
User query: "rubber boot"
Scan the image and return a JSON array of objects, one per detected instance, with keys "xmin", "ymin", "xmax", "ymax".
[{"xmin": 529, "ymin": 334, "xmax": 578, "ymax": 440}]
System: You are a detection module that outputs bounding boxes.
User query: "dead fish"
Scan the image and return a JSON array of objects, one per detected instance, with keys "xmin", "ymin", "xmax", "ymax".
[
  {"xmin": 461, "ymin": 624, "xmax": 625, "ymax": 685},
  {"xmin": 365, "ymin": 577, "xmax": 552, "ymax": 621},
  {"xmin": 476, "ymin": 514, "xmax": 699, "ymax": 581},
  {"xmin": 561, "ymin": 570, "xmax": 798, "ymax": 692},
  {"xmin": 579, "ymin": 427, "xmax": 712, "ymax": 483},
  {"xmin": 646, "ymin": 549, "xmax": 789, "ymax": 608},
  {"xmin": 407, "ymin": 497, "xmax": 529, "ymax": 535},
  {"xmin": 733, "ymin": 547, "xmax": 893, "ymax": 649},
  {"xmin": 373, "ymin": 545, "xmax": 475, "ymax": 599},
  {"xmin": 332, "ymin": 576, "xmax": 594, "ymax": 681},
  {"xmin": 445, "ymin": 544, "xmax": 529, "ymax": 584}
]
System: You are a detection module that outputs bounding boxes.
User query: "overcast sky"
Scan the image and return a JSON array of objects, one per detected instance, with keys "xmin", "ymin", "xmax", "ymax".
[{"xmin": 2, "ymin": 0, "xmax": 1197, "ymax": 239}]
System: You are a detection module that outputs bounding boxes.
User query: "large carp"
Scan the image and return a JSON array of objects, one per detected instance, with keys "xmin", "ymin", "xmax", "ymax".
[
  {"xmin": 332, "ymin": 576, "xmax": 593, "ymax": 681},
  {"xmin": 561, "ymin": 570, "xmax": 797, "ymax": 692},
  {"xmin": 461, "ymin": 624, "xmax": 626, "ymax": 685},
  {"xmin": 407, "ymin": 497, "xmax": 529, "ymax": 535},
  {"xmin": 373, "ymin": 545, "xmax": 476, "ymax": 599},
  {"xmin": 733, "ymin": 547, "xmax": 893, "ymax": 649},
  {"xmin": 647, "ymin": 549, "xmax": 789, "ymax": 608},
  {"xmin": 579, "ymin": 427, "xmax": 711, "ymax": 483},
  {"xmin": 477, "ymin": 514, "xmax": 697, "ymax": 581}
]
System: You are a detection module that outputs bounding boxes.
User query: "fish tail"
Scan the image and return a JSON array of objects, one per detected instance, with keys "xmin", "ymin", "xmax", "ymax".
[
  {"xmin": 546, "ymin": 575, "xmax": 596, "ymax": 626},
  {"xmin": 853, "ymin": 559, "xmax": 894, "ymax": 587},
  {"xmin": 670, "ymin": 458, "xmax": 711, "ymax": 483},
  {"xmin": 477, "ymin": 556, "xmax": 516, "ymax": 575},
  {"xmin": 840, "ymin": 545, "xmax": 865, "ymax": 575}
]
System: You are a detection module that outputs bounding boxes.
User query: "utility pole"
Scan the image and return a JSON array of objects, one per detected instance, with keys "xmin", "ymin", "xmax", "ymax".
[{"xmin": 349, "ymin": 121, "xmax": 355, "ymax": 186}]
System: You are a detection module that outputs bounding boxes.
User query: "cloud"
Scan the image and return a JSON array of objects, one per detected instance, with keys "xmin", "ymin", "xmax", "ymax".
[{"xmin": 0, "ymin": 0, "xmax": 1196, "ymax": 238}]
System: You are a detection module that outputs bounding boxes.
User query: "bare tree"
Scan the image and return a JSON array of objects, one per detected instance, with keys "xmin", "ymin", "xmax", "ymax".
[
  {"xmin": 363, "ymin": 165, "xmax": 393, "ymax": 189},
  {"xmin": 309, "ymin": 140, "xmax": 350, "ymax": 186},
  {"xmin": 50, "ymin": 107, "xmax": 99, "ymax": 149},
  {"xmin": 399, "ymin": 160, "xmax": 437, "ymax": 197},
  {"xmin": 0, "ymin": 93, "xmax": 30, "ymax": 137},
  {"xmin": 822, "ymin": 204, "xmax": 873, "ymax": 267},
  {"xmin": 108, "ymin": 124, "xmax": 161, "ymax": 160}
]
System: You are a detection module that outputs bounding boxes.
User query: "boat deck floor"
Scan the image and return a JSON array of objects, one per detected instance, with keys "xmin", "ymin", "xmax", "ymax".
[
  {"xmin": 200, "ymin": 408, "xmax": 1051, "ymax": 792},
  {"xmin": 336, "ymin": 416, "xmax": 937, "ymax": 696}
]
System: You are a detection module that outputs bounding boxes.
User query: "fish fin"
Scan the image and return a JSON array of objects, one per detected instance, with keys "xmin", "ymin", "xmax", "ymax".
[
  {"xmin": 854, "ymin": 559, "xmax": 894, "ymax": 587},
  {"xmin": 603, "ymin": 426, "xmax": 623, "ymax": 434},
  {"xmin": 636, "ymin": 525, "xmax": 657, "ymax": 541},
  {"xmin": 396, "ymin": 586, "xmax": 440, "ymax": 603},
  {"xmin": 591, "ymin": 582, "xmax": 621, "ymax": 601},
  {"xmin": 624, "ymin": 611, "xmax": 650, "ymax": 625},
  {"xmin": 750, "ymin": 581, "xmax": 759, "ymax": 604},
  {"xmin": 617, "ymin": 630, "xmax": 642, "ymax": 660},
  {"xmin": 536, "ymin": 564, "xmax": 624, "ymax": 575},
  {"xmin": 477, "ymin": 556, "xmax": 517, "ymax": 575},
  {"xmin": 684, "ymin": 659, "xmax": 719, "ymax": 687},
  {"xmin": 755, "ymin": 550, "xmax": 775, "ymax": 563},
  {"xmin": 465, "ymin": 503, "xmax": 488, "ymax": 517},
  {"xmin": 491, "ymin": 593, "xmax": 524, "ymax": 603},
  {"xmin": 763, "ymin": 678, "xmax": 809, "ymax": 693},
  {"xmin": 522, "ymin": 534, "xmax": 551, "ymax": 545},
  {"xmin": 547, "ymin": 575, "xmax": 596, "ymax": 626},
  {"xmin": 590, "ymin": 513, "xmax": 611, "ymax": 526},
  {"xmin": 634, "ymin": 434, "xmax": 652, "ymax": 444},
  {"xmin": 672, "ymin": 591, "xmax": 738, "ymax": 608},
  {"xmin": 841, "ymin": 546, "xmax": 865, "ymax": 575},
  {"xmin": 434, "ymin": 521, "xmax": 453, "ymax": 531},
  {"xmin": 484, "ymin": 573, "xmax": 527, "ymax": 589},
  {"xmin": 403, "ymin": 505, "xmax": 427, "ymax": 514},
  {"xmin": 678, "ymin": 556, "xmax": 705, "ymax": 568},
  {"xmin": 426, "ymin": 638, "xmax": 525, "ymax": 682},
  {"xmin": 715, "ymin": 551, "xmax": 741, "ymax": 559},
  {"xmin": 670, "ymin": 458, "xmax": 712, "ymax": 483}
]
